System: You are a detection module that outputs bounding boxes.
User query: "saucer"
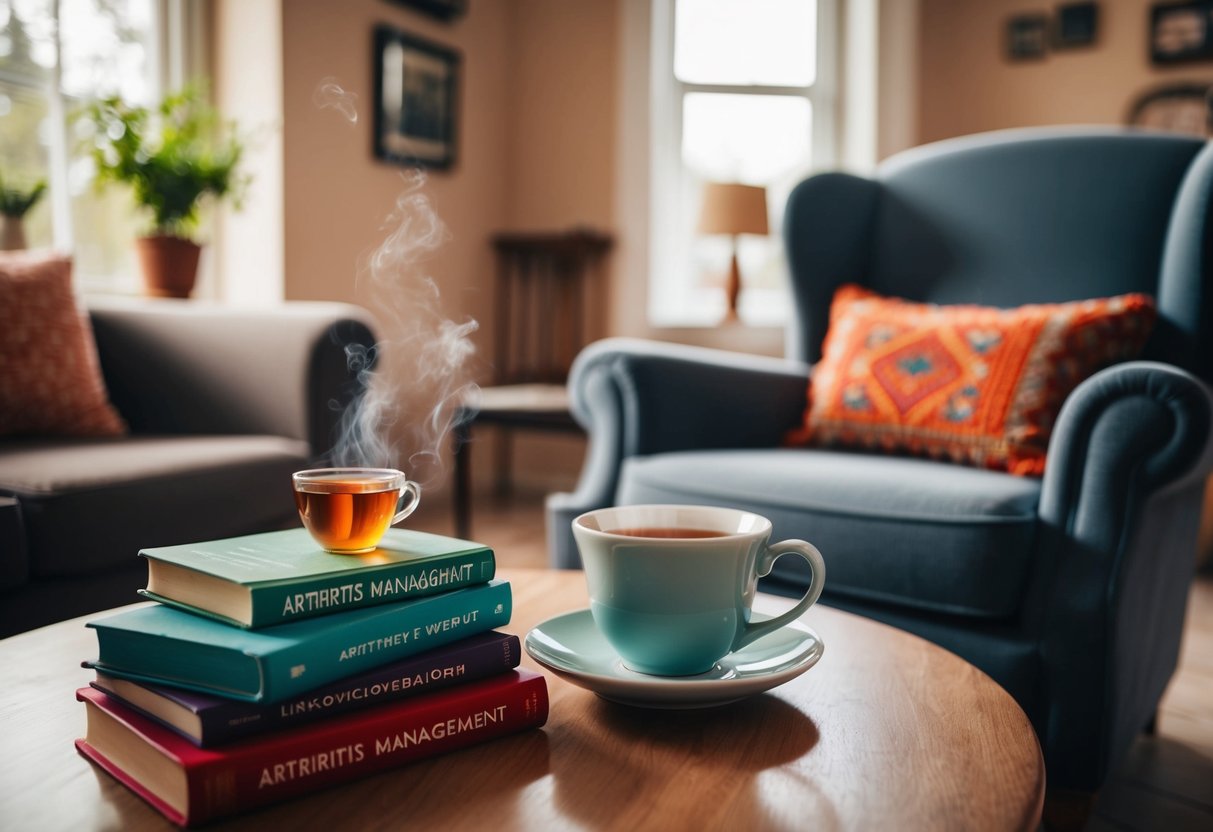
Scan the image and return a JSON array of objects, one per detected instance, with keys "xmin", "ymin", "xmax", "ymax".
[{"xmin": 524, "ymin": 609, "xmax": 824, "ymax": 709}]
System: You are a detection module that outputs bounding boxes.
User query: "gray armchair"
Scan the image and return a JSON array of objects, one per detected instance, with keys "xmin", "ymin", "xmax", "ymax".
[{"xmin": 547, "ymin": 128, "xmax": 1213, "ymax": 796}]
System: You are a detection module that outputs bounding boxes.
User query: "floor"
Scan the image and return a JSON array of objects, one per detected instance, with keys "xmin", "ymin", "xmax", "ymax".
[{"xmin": 414, "ymin": 489, "xmax": 1213, "ymax": 832}]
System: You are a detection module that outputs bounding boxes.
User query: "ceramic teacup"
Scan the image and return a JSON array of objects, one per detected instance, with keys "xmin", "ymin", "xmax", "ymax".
[{"xmin": 572, "ymin": 504, "xmax": 826, "ymax": 676}]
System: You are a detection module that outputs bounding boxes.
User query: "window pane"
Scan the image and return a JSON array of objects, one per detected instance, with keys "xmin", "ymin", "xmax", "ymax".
[
  {"xmin": 61, "ymin": 0, "xmax": 155, "ymax": 292},
  {"xmin": 68, "ymin": 120, "xmax": 141, "ymax": 294},
  {"xmin": 59, "ymin": 0, "xmax": 154, "ymax": 102},
  {"xmin": 674, "ymin": 0, "xmax": 816, "ymax": 87},
  {"xmin": 0, "ymin": 81, "xmax": 52, "ymax": 247},
  {"xmin": 0, "ymin": 0, "xmax": 56, "ymax": 85},
  {"xmin": 680, "ymin": 93, "xmax": 813, "ymax": 314},
  {"xmin": 682, "ymin": 92, "xmax": 812, "ymax": 182}
]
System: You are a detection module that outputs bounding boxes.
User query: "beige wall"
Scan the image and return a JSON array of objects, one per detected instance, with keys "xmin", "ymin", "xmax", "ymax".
[
  {"xmin": 500, "ymin": 0, "xmax": 620, "ymax": 491},
  {"xmin": 282, "ymin": 0, "xmax": 510, "ymax": 333},
  {"xmin": 506, "ymin": 1, "xmax": 618, "ymax": 233},
  {"xmin": 279, "ymin": 0, "xmax": 619, "ymax": 494},
  {"xmin": 918, "ymin": 0, "xmax": 1213, "ymax": 144}
]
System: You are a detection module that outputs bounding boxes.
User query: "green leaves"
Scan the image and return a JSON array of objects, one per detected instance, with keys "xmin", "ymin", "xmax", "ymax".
[
  {"xmin": 81, "ymin": 85, "xmax": 247, "ymax": 238},
  {"xmin": 0, "ymin": 175, "xmax": 47, "ymax": 218}
]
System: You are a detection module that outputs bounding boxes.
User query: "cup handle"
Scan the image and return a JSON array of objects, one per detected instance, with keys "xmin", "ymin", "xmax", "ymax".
[
  {"xmin": 391, "ymin": 481, "xmax": 421, "ymax": 525},
  {"xmin": 735, "ymin": 539, "xmax": 826, "ymax": 651}
]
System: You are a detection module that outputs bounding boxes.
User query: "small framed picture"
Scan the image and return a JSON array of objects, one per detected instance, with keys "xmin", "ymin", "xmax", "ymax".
[
  {"xmin": 1054, "ymin": 2, "xmax": 1099, "ymax": 48},
  {"xmin": 1150, "ymin": 0, "xmax": 1213, "ymax": 64},
  {"xmin": 384, "ymin": 0, "xmax": 468, "ymax": 23},
  {"xmin": 1007, "ymin": 13, "xmax": 1049, "ymax": 61},
  {"xmin": 373, "ymin": 24, "xmax": 460, "ymax": 170},
  {"xmin": 1127, "ymin": 82, "xmax": 1213, "ymax": 136}
]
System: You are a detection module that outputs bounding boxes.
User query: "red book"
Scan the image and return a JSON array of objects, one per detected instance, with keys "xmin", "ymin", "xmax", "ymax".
[{"xmin": 75, "ymin": 670, "xmax": 548, "ymax": 827}]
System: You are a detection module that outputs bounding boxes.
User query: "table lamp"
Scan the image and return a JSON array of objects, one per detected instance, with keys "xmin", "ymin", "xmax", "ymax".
[{"xmin": 696, "ymin": 182, "xmax": 769, "ymax": 321}]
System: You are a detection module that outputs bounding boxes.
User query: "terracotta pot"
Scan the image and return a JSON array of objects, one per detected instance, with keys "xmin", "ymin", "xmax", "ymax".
[
  {"xmin": 1, "ymin": 215, "xmax": 27, "ymax": 251},
  {"xmin": 135, "ymin": 234, "xmax": 202, "ymax": 298}
]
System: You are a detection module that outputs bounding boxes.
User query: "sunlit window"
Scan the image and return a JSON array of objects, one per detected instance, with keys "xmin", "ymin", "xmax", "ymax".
[
  {"xmin": 651, "ymin": 0, "xmax": 835, "ymax": 327},
  {"xmin": 0, "ymin": 0, "xmax": 169, "ymax": 294}
]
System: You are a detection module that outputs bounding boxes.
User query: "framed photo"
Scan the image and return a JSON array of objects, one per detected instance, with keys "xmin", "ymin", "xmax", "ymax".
[
  {"xmin": 1054, "ymin": 2, "xmax": 1099, "ymax": 48},
  {"xmin": 1150, "ymin": 1, "xmax": 1213, "ymax": 64},
  {"xmin": 1007, "ymin": 13, "xmax": 1049, "ymax": 61},
  {"xmin": 1127, "ymin": 82, "xmax": 1213, "ymax": 136},
  {"xmin": 373, "ymin": 24, "xmax": 460, "ymax": 170},
  {"xmin": 384, "ymin": 0, "xmax": 468, "ymax": 23}
]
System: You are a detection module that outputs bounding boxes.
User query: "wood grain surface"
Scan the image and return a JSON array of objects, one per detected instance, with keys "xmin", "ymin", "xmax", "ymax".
[{"xmin": 0, "ymin": 568, "xmax": 1044, "ymax": 831}]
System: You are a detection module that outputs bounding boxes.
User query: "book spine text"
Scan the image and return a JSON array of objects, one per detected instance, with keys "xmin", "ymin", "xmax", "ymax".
[
  {"xmin": 194, "ymin": 673, "xmax": 548, "ymax": 824},
  {"xmin": 266, "ymin": 580, "xmax": 512, "ymax": 701},
  {"xmin": 252, "ymin": 549, "xmax": 495, "ymax": 626},
  {"xmin": 201, "ymin": 633, "xmax": 521, "ymax": 745}
]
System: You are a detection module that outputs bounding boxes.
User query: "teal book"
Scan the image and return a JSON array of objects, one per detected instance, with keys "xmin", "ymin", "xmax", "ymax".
[
  {"xmin": 87, "ymin": 580, "xmax": 512, "ymax": 703},
  {"xmin": 138, "ymin": 527, "xmax": 496, "ymax": 628}
]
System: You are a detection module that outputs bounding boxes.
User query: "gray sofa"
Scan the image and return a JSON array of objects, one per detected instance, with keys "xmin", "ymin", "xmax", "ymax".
[{"xmin": 0, "ymin": 299, "xmax": 376, "ymax": 637}]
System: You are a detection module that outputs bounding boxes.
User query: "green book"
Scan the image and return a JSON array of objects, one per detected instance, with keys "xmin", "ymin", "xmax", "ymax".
[
  {"xmin": 138, "ymin": 527, "xmax": 496, "ymax": 628},
  {"xmin": 88, "ymin": 580, "xmax": 512, "ymax": 703}
]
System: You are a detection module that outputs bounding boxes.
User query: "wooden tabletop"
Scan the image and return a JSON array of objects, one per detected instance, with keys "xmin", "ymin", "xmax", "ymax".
[{"xmin": 0, "ymin": 568, "xmax": 1044, "ymax": 831}]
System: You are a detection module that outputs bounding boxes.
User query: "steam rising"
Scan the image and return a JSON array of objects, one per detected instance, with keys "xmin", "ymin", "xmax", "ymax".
[
  {"xmin": 313, "ymin": 76, "xmax": 359, "ymax": 124},
  {"xmin": 319, "ymin": 80, "xmax": 479, "ymax": 490}
]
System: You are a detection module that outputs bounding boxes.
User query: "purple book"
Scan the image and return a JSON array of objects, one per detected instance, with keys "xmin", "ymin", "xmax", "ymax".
[{"xmin": 89, "ymin": 631, "xmax": 521, "ymax": 747}]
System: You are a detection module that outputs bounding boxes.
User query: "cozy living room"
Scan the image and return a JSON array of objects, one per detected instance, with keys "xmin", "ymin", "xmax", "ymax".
[{"xmin": 2, "ymin": 0, "xmax": 1211, "ymax": 829}]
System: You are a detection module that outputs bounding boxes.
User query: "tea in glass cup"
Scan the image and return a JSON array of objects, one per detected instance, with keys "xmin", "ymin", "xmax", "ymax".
[{"xmin": 292, "ymin": 468, "xmax": 421, "ymax": 553}]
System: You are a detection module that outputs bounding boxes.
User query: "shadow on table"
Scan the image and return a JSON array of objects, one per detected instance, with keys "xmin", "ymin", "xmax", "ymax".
[{"xmin": 549, "ymin": 693, "xmax": 837, "ymax": 830}]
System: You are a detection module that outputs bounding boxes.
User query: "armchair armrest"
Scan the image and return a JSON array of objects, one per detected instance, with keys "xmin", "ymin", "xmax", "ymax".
[
  {"xmin": 547, "ymin": 337, "xmax": 810, "ymax": 567},
  {"xmin": 1034, "ymin": 360, "xmax": 1213, "ymax": 787},
  {"xmin": 1040, "ymin": 360, "xmax": 1213, "ymax": 515},
  {"xmin": 88, "ymin": 299, "xmax": 376, "ymax": 458}
]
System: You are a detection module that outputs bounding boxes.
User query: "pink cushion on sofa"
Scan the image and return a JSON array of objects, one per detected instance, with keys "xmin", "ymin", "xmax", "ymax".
[{"xmin": 0, "ymin": 251, "xmax": 126, "ymax": 437}]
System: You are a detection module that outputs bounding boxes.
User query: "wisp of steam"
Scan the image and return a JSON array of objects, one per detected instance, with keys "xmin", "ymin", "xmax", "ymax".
[
  {"xmin": 318, "ymin": 79, "xmax": 480, "ymax": 492},
  {"xmin": 313, "ymin": 77, "xmax": 359, "ymax": 124}
]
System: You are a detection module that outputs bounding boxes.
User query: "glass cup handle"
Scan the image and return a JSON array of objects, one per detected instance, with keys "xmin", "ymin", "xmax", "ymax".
[
  {"xmin": 391, "ymin": 481, "xmax": 421, "ymax": 525},
  {"xmin": 735, "ymin": 539, "xmax": 826, "ymax": 651}
]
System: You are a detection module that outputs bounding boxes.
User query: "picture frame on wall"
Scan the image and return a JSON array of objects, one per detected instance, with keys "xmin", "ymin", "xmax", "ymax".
[
  {"xmin": 373, "ymin": 24, "xmax": 460, "ymax": 170},
  {"xmin": 384, "ymin": 0, "xmax": 468, "ymax": 23},
  {"xmin": 1007, "ymin": 13, "xmax": 1049, "ymax": 60},
  {"xmin": 1150, "ymin": 0, "xmax": 1213, "ymax": 64},
  {"xmin": 1053, "ymin": 2, "xmax": 1099, "ymax": 48}
]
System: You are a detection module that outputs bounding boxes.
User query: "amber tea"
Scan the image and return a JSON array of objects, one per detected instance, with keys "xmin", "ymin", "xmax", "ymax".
[
  {"xmin": 292, "ymin": 468, "xmax": 420, "ymax": 554},
  {"xmin": 611, "ymin": 527, "xmax": 729, "ymax": 539}
]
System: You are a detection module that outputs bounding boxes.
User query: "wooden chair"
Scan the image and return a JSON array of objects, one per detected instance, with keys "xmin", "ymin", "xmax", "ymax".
[{"xmin": 453, "ymin": 228, "xmax": 612, "ymax": 539}]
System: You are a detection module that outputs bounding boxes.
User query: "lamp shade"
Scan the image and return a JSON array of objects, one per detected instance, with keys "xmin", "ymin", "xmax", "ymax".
[{"xmin": 696, "ymin": 182, "xmax": 769, "ymax": 237}]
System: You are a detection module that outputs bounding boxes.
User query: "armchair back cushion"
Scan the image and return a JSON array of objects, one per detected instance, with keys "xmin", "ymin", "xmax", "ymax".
[{"xmin": 785, "ymin": 130, "xmax": 1212, "ymax": 380}]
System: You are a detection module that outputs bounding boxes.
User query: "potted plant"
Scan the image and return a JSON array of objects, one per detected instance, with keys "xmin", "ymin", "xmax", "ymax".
[
  {"xmin": 0, "ymin": 174, "xmax": 47, "ymax": 251},
  {"xmin": 82, "ymin": 86, "xmax": 246, "ymax": 298}
]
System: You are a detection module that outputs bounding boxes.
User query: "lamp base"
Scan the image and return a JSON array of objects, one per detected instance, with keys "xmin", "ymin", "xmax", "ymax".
[{"xmin": 722, "ymin": 248, "xmax": 741, "ymax": 323}]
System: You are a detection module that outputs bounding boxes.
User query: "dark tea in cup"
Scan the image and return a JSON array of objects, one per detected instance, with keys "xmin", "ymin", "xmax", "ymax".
[
  {"xmin": 292, "ymin": 468, "xmax": 420, "ymax": 554},
  {"xmin": 611, "ymin": 527, "xmax": 729, "ymax": 539}
]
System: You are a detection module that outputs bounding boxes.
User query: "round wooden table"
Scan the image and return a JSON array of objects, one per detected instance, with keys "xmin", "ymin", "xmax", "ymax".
[{"xmin": 0, "ymin": 568, "xmax": 1044, "ymax": 830}]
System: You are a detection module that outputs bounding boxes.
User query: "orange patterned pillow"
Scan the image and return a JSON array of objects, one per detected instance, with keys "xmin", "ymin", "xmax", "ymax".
[
  {"xmin": 787, "ymin": 284, "xmax": 1156, "ymax": 476},
  {"xmin": 0, "ymin": 252, "xmax": 126, "ymax": 437}
]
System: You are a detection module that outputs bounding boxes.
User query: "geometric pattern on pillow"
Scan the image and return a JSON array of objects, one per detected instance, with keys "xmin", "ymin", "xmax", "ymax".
[
  {"xmin": 787, "ymin": 284, "xmax": 1156, "ymax": 476},
  {"xmin": 0, "ymin": 251, "xmax": 127, "ymax": 437}
]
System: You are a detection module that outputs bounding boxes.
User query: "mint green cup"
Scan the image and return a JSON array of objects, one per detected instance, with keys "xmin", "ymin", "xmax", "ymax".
[{"xmin": 572, "ymin": 505, "xmax": 826, "ymax": 676}]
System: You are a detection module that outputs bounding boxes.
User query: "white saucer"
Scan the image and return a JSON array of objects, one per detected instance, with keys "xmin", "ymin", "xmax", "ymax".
[{"xmin": 524, "ymin": 608, "xmax": 824, "ymax": 709}]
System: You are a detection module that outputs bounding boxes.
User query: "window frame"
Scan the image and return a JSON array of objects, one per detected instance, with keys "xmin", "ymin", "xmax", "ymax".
[
  {"xmin": 648, "ymin": 0, "xmax": 838, "ymax": 328},
  {"xmin": 0, "ymin": 0, "xmax": 202, "ymax": 294}
]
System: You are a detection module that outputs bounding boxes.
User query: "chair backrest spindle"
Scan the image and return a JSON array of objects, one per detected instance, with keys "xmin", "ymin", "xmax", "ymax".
[{"xmin": 489, "ymin": 229, "xmax": 613, "ymax": 387}]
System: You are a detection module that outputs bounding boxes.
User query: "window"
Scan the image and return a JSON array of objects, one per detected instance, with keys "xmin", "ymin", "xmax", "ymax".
[
  {"xmin": 0, "ymin": 0, "xmax": 192, "ymax": 294},
  {"xmin": 650, "ymin": 0, "xmax": 836, "ymax": 326}
]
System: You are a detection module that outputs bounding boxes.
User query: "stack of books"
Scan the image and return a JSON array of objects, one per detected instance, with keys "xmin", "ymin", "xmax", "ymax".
[{"xmin": 74, "ymin": 527, "xmax": 549, "ymax": 827}]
